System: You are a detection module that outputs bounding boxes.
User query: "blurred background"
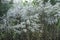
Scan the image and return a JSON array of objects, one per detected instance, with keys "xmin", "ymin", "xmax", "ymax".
[{"xmin": 0, "ymin": 0, "xmax": 60, "ymax": 40}]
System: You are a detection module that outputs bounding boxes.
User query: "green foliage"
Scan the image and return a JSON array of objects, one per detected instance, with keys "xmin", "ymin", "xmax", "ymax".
[
  {"xmin": 50, "ymin": 0, "xmax": 56, "ymax": 5},
  {"xmin": 43, "ymin": 0, "xmax": 48, "ymax": 3},
  {"xmin": 32, "ymin": 0, "xmax": 40, "ymax": 6},
  {"xmin": 43, "ymin": 0, "xmax": 56, "ymax": 5},
  {"xmin": 0, "ymin": 0, "xmax": 13, "ymax": 17},
  {"xmin": 23, "ymin": 1, "xmax": 28, "ymax": 6}
]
